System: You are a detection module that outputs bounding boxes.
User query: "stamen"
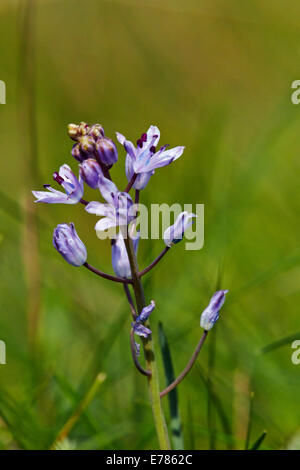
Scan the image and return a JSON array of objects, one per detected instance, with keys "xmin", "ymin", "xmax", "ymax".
[
  {"xmin": 137, "ymin": 139, "xmax": 143, "ymax": 148},
  {"xmin": 150, "ymin": 146, "xmax": 156, "ymax": 153},
  {"xmin": 141, "ymin": 133, "xmax": 147, "ymax": 142},
  {"xmin": 53, "ymin": 172, "xmax": 64, "ymax": 185},
  {"xmin": 160, "ymin": 144, "xmax": 169, "ymax": 152}
]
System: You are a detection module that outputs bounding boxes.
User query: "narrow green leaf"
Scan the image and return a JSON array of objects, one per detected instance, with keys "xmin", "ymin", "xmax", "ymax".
[
  {"xmin": 261, "ymin": 332, "xmax": 300, "ymax": 354},
  {"xmin": 158, "ymin": 322, "xmax": 184, "ymax": 450},
  {"xmin": 250, "ymin": 430, "xmax": 267, "ymax": 450}
]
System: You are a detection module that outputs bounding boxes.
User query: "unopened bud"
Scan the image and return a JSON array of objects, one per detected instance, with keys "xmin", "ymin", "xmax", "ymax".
[
  {"xmin": 67, "ymin": 122, "xmax": 90, "ymax": 141},
  {"xmin": 71, "ymin": 143, "xmax": 85, "ymax": 162},
  {"xmin": 68, "ymin": 123, "xmax": 80, "ymax": 141},
  {"xmin": 79, "ymin": 158, "xmax": 103, "ymax": 189},
  {"xmin": 96, "ymin": 137, "xmax": 118, "ymax": 167},
  {"xmin": 89, "ymin": 124, "xmax": 105, "ymax": 139},
  {"xmin": 80, "ymin": 135, "xmax": 95, "ymax": 154},
  {"xmin": 53, "ymin": 223, "xmax": 87, "ymax": 267}
]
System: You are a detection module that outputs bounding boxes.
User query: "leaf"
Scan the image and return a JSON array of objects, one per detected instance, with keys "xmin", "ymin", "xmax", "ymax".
[
  {"xmin": 261, "ymin": 332, "xmax": 300, "ymax": 354},
  {"xmin": 158, "ymin": 322, "xmax": 184, "ymax": 450},
  {"xmin": 250, "ymin": 430, "xmax": 267, "ymax": 450}
]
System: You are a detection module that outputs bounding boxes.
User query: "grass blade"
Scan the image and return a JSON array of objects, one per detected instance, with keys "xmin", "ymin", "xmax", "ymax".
[
  {"xmin": 261, "ymin": 332, "xmax": 300, "ymax": 354},
  {"xmin": 250, "ymin": 430, "xmax": 267, "ymax": 450},
  {"xmin": 51, "ymin": 372, "xmax": 106, "ymax": 449},
  {"xmin": 158, "ymin": 322, "xmax": 184, "ymax": 450}
]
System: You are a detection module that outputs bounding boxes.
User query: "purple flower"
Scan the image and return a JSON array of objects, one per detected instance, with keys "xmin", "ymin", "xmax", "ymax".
[
  {"xmin": 111, "ymin": 231, "xmax": 140, "ymax": 279},
  {"xmin": 53, "ymin": 223, "xmax": 87, "ymax": 267},
  {"xmin": 116, "ymin": 125, "xmax": 184, "ymax": 190},
  {"xmin": 32, "ymin": 164, "xmax": 83, "ymax": 204},
  {"xmin": 132, "ymin": 301, "xmax": 155, "ymax": 338},
  {"xmin": 79, "ymin": 158, "xmax": 103, "ymax": 189},
  {"xmin": 163, "ymin": 211, "xmax": 197, "ymax": 247},
  {"xmin": 85, "ymin": 174, "xmax": 134, "ymax": 235},
  {"xmin": 96, "ymin": 137, "xmax": 118, "ymax": 167},
  {"xmin": 133, "ymin": 323, "xmax": 152, "ymax": 338},
  {"xmin": 200, "ymin": 290, "xmax": 229, "ymax": 331},
  {"xmin": 136, "ymin": 300, "xmax": 155, "ymax": 323}
]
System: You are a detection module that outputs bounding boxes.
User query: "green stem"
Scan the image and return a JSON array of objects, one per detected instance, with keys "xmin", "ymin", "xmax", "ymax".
[{"xmin": 123, "ymin": 232, "xmax": 171, "ymax": 450}]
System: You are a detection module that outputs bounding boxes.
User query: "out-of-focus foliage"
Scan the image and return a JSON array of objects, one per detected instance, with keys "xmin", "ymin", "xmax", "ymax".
[{"xmin": 0, "ymin": 0, "xmax": 299, "ymax": 449}]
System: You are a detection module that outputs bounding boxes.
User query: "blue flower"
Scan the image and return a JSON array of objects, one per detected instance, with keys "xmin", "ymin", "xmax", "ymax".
[
  {"xmin": 116, "ymin": 125, "xmax": 184, "ymax": 190},
  {"xmin": 111, "ymin": 231, "xmax": 140, "ymax": 279},
  {"xmin": 163, "ymin": 211, "xmax": 197, "ymax": 247},
  {"xmin": 53, "ymin": 223, "xmax": 87, "ymax": 267},
  {"xmin": 132, "ymin": 301, "xmax": 155, "ymax": 338},
  {"xmin": 85, "ymin": 174, "xmax": 134, "ymax": 235},
  {"xmin": 32, "ymin": 164, "xmax": 83, "ymax": 204},
  {"xmin": 200, "ymin": 290, "xmax": 229, "ymax": 331}
]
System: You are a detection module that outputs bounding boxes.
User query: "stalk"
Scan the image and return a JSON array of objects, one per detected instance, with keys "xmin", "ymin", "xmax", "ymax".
[{"xmin": 123, "ymin": 232, "xmax": 171, "ymax": 450}]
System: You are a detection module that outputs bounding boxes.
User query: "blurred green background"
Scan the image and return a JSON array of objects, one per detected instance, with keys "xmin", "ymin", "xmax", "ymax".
[{"xmin": 0, "ymin": 0, "xmax": 299, "ymax": 450}]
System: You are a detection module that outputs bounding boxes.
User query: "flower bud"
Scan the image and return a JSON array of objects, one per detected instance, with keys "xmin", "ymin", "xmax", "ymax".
[
  {"xmin": 80, "ymin": 135, "xmax": 95, "ymax": 154},
  {"xmin": 67, "ymin": 122, "xmax": 90, "ymax": 141},
  {"xmin": 71, "ymin": 143, "xmax": 86, "ymax": 162},
  {"xmin": 79, "ymin": 158, "xmax": 103, "ymax": 189},
  {"xmin": 111, "ymin": 232, "xmax": 139, "ymax": 279},
  {"xmin": 68, "ymin": 123, "xmax": 80, "ymax": 141},
  {"xmin": 200, "ymin": 290, "xmax": 228, "ymax": 331},
  {"xmin": 163, "ymin": 211, "xmax": 197, "ymax": 247},
  {"xmin": 78, "ymin": 121, "xmax": 90, "ymax": 136},
  {"xmin": 89, "ymin": 124, "xmax": 105, "ymax": 139},
  {"xmin": 53, "ymin": 223, "xmax": 87, "ymax": 267},
  {"xmin": 96, "ymin": 137, "xmax": 118, "ymax": 167}
]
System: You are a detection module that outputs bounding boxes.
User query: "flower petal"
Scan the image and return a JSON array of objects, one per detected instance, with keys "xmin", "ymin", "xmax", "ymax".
[
  {"xmin": 163, "ymin": 211, "xmax": 197, "ymax": 247},
  {"xmin": 145, "ymin": 146, "xmax": 185, "ymax": 172},
  {"xmin": 98, "ymin": 174, "xmax": 119, "ymax": 205},
  {"xmin": 95, "ymin": 217, "xmax": 118, "ymax": 233},
  {"xmin": 124, "ymin": 139, "xmax": 137, "ymax": 163},
  {"xmin": 32, "ymin": 189, "xmax": 70, "ymax": 204},
  {"xmin": 116, "ymin": 132, "xmax": 126, "ymax": 145},
  {"xmin": 133, "ymin": 323, "xmax": 152, "ymax": 338},
  {"xmin": 85, "ymin": 201, "xmax": 110, "ymax": 216},
  {"xmin": 136, "ymin": 300, "xmax": 155, "ymax": 323}
]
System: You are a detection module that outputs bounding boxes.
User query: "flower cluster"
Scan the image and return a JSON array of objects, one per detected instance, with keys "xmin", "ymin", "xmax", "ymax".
[{"xmin": 32, "ymin": 121, "xmax": 228, "ymax": 375}]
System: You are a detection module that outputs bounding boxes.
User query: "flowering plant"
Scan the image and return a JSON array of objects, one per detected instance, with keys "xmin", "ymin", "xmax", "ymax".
[{"xmin": 32, "ymin": 122, "xmax": 228, "ymax": 449}]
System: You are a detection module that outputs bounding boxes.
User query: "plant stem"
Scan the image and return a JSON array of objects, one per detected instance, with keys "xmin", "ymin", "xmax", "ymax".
[
  {"xmin": 130, "ymin": 329, "xmax": 151, "ymax": 377},
  {"xmin": 125, "ymin": 173, "xmax": 137, "ymax": 192},
  {"xmin": 123, "ymin": 284, "xmax": 137, "ymax": 319},
  {"xmin": 123, "ymin": 231, "xmax": 171, "ymax": 450},
  {"xmin": 139, "ymin": 247, "xmax": 170, "ymax": 277},
  {"xmin": 83, "ymin": 262, "xmax": 132, "ymax": 284},
  {"xmin": 160, "ymin": 330, "xmax": 208, "ymax": 398}
]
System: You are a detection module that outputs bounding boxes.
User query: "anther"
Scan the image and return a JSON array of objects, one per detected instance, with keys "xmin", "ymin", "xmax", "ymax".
[{"xmin": 53, "ymin": 172, "xmax": 64, "ymax": 185}]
